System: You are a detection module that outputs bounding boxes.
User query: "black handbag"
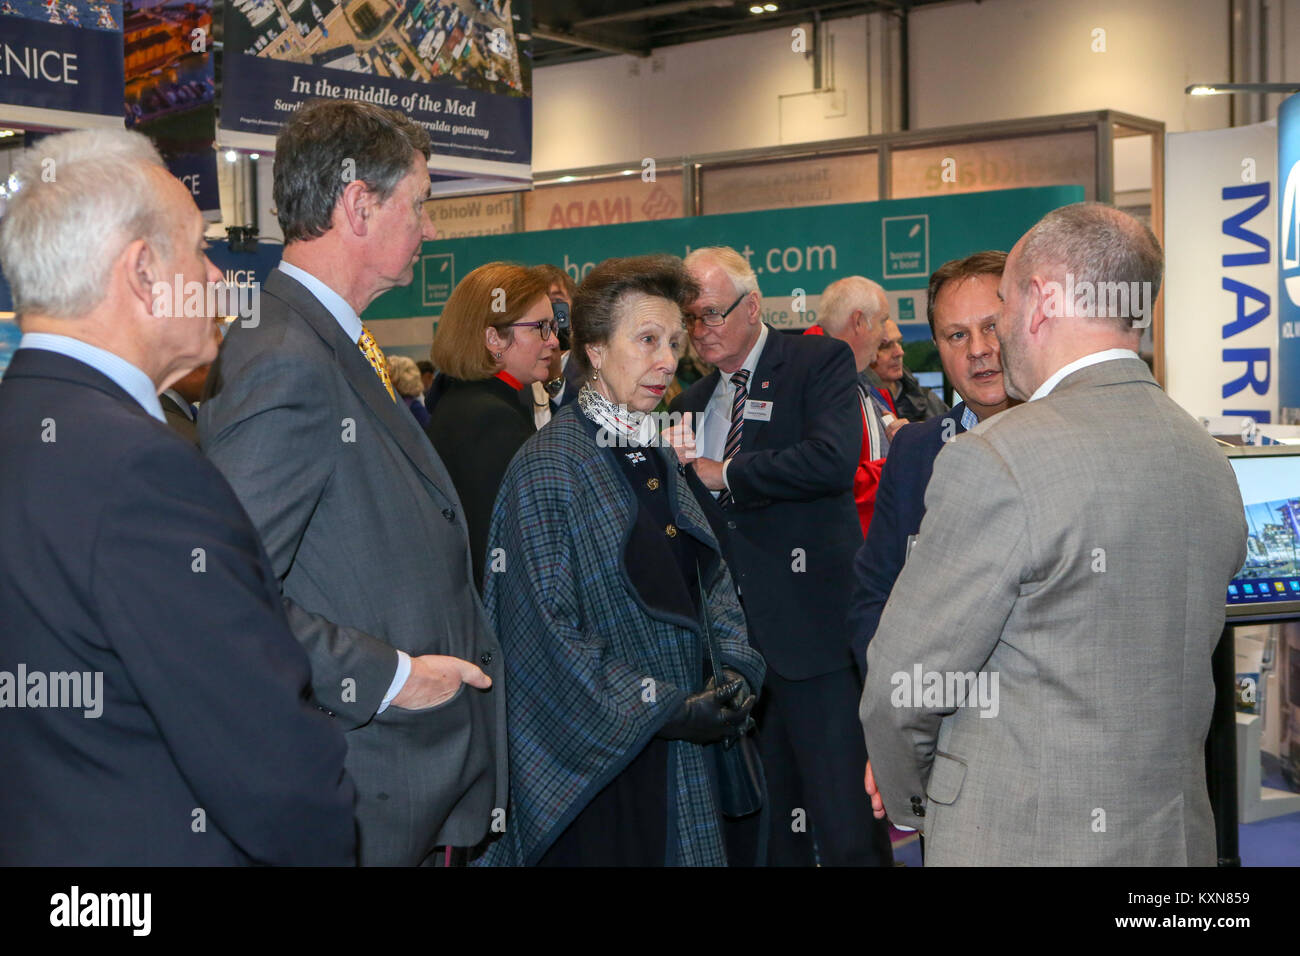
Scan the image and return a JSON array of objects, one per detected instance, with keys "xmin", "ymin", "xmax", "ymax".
[{"xmin": 696, "ymin": 563, "xmax": 766, "ymax": 820}]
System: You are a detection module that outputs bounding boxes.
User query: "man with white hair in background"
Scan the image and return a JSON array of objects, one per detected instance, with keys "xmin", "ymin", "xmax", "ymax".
[
  {"xmin": 669, "ymin": 246, "xmax": 894, "ymax": 867},
  {"xmin": 861, "ymin": 202, "xmax": 1247, "ymax": 865},
  {"xmin": 810, "ymin": 276, "xmax": 893, "ymax": 534},
  {"xmin": 0, "ymin": 129, "xmax": 355, "ymax": 865}
]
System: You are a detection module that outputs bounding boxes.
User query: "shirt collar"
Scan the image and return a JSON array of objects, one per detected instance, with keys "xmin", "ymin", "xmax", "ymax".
[
  {"xmin": 960, "ymin": 405, "xmax": 979, "ymax": 431},
  {"xmin": 19, "ymin": 333, "xmax": 165, "ymax": 422},
  {"xmin": 1029, "ymin": 348, "xmax": 1140, "ymax": 402},
  {"xmin": 720, "ymin": 323, "xmax": 769, "ymax": 391},
  {"xmin": 278, "ymin": 260, "xmax": 364, "ymax": 343},
  {"xmin": 162, "ymin": 388, "xmax": 196, "ymax": 421}
]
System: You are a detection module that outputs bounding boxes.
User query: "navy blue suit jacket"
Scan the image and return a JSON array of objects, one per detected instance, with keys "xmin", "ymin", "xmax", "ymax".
[
  {"xmin": 0, "ymin": 349, "xmax": 356, "ymax": 865},
  {"xmin": 672, "ymin": 328, "xmax": 864, "ymax": 681},
  {"xmin": 849, "ymin": 403, "xmax": 968, "ymax": 679}
]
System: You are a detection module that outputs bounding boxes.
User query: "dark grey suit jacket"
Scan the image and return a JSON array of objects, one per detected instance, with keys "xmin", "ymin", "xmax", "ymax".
[{"xmin": 199, "ymin": 268, "xmax": 507, "ymax": 865}]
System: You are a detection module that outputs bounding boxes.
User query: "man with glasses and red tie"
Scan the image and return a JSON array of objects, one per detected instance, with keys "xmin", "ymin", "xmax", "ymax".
[
  {"xmin": 668, "ymin": 246, "xmax": 894, "ymax": 867},
  {"xmin": 200, "ymin": 100, "xmax": 506, "ymax": 867}
]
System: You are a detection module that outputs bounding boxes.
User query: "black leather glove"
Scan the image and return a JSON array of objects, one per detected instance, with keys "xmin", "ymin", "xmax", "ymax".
[{"xmin": 657, "ymin": 672, "xmax": 757, "ymax": 745}]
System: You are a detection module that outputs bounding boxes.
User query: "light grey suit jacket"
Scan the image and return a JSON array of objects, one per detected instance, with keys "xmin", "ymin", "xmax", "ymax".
[
  {"xmin": 199, "ymin": 269, "xmax": 507, "ymax": 865},
  {"xmin": 861, "ymin": 357, "xmax": 1246, "ymax": 866}
]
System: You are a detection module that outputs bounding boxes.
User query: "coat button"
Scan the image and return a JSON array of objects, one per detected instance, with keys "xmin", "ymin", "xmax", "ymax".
[
  {"xmin": 665, "ymin": 523, "xmax": 678, "ymax": 538},
  {"xmin": 646, "ymin": 477, "xmax": 660, "ymax": 490},
  {"xmin": 442, "ymin": 508, "xmax": 456, "ymax": 522},
  {"xmin": 910, "ymin": 796, "xmax": 926, "ymax": 817},
  {"xmin": 726, "ymin": 520, "xmax": 737, "ymax": 530},
  {"xmin": 480, "ymin": 650, "xmax": 494, "ymax": 666}
]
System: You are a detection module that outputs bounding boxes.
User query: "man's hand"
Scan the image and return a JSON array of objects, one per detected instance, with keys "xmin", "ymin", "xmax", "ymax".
[
  {"xmin": 864, "ymin": 760, "xmax": 886, "ymax": 820},
  {"xmin": 885, "ymin": 417, "xmax": 910, "ymax": 441},
  {"xmin": 692, "ymin": 457, "xmax": 726, "ymax": 491},
  {"xmin": 662, "ymin": 411, "xmax": 698, "ymax": 465},
  {"xmin": 391, "ymin": 654, "xmax": 491, "ymax": 710}
]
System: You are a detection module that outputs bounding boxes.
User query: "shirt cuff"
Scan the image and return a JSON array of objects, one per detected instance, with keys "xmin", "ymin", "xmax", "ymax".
[
  {"xmin": 377, "ymin": 650, "xmax": 412, "ymax": 715},
  {"xmin": 722, "ymin": 457, "xmax": 733, "ymax": 491}
]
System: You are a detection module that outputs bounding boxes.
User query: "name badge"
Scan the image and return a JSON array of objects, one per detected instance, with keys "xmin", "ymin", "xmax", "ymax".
[{"xmin": 744, "ymin": 399, "xmax": 774, "ymax": 421}]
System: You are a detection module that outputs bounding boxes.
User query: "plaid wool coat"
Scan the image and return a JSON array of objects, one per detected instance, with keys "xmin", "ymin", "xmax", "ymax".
[{"xmin": 477, "ymin": 404, "xmax": 765, "ymax": 866}]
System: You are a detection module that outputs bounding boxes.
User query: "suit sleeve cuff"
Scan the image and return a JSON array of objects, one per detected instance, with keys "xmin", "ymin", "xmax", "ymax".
[{"xmin": 377, "ymin": 650, "xmax": 411, "ymax": 714}]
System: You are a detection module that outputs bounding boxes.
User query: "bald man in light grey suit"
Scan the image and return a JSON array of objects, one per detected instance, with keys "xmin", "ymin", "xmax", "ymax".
[{"xmin": 861, "ymin": 203, "xmax": 1247, "ymax": 866}]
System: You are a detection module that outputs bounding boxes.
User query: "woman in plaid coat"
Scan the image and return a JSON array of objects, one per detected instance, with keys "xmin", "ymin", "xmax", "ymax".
[{"xmin": 478, "ymin": 255, "xmax": 765, "ymax": 866}]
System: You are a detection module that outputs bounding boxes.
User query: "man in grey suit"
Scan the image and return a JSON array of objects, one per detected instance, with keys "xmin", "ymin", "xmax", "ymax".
[
  {"xmin": 200, "ymin": 100, "xmax": 505, "ymax": 866},
  {"xmin": 861, "ymin": 202, "xmax": 1247, "ymax": 866}
]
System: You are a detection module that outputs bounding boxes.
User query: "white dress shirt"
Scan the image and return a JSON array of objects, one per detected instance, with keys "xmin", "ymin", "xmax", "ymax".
[
  {"xmin": 696, "ymin": 324, "xmax": 769, "ymax": 494},
  {"xmin": 1029, "ymin": 348, "xmax": 1141, "ymax": 402},
  {"xmin": 278, "ymin": 260, "xmax": 411, "ymax": 712},
  {"xmin": 18, "ymin": 333, "xmax": 165, "ymax": 422}
]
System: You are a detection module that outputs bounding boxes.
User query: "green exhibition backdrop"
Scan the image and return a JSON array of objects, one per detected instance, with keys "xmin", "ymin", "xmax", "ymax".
[{"xmin": 365, "ymin": 185, "xmax": 1085, "ymax": 360}]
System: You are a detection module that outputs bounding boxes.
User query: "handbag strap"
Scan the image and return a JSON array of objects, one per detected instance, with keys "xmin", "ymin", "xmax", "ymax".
[{"xmin": 695, "ymin": 560, "xmax": 725, "ymax": 682}]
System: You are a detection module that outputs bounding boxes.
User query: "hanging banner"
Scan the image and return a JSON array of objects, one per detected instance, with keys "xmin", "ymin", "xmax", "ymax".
[
  {"xmin": 1165, "ymin": 121, "xmax": 1278, "ymax": 423},
  {"xmin": 0, "ymin": 0, "xmax": 124, "ymax": 125},
  {"xmin": 364, "ymin": 185, "xmax": 1084, "ymax": 357},
  {"xmin": 123, "ymin": 0, "xmax": 218, "ymax": 215},
  {"xmin": 217, "ymin": 0, "xmax": 531, "ymax": 180},
  {"xmin": 1280, "ymin": 94, "xmax": 1300, "ymax": 423}
]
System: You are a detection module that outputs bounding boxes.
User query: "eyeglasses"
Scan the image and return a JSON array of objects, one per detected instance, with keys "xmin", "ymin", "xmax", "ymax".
[
  {"xmin": 685, "ymin": 291, "xmax": 748, "ymax": 328},
  {"xmin": 509, "ymin": 318, "xmax": 559, "ymax": 341}
]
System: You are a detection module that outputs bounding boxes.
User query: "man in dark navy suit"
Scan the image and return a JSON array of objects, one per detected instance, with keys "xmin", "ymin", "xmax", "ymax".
[
  {"xmin": 0, "ymin": 129, "xmax": 355, "ymax": 865},
  {"xmin": 669, "ymin": 246, "xmax": 892, "ymax": 867},
  {"xmin": 850, "ymin": 251, "xmax": 1017, "ymax": 679}
]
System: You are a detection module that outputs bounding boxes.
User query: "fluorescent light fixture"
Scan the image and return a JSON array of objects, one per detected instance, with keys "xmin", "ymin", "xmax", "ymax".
[
  {"xmin": 1185, "ymin": 82, "xmax": 1300, "ymax": 95},
  {"xmin": 620, "ymin": 169, "xmax": 635, "ymax": 175},
  {"xmin": 558, "ymin": 175, "xmax": 577, "ymax": 182},
  {"xmin": 224, "ymin": 150, "xmax": 238, "ymax": 163},
  {"xmin": 249, "ymin": 152, "xmax": 260, "ymax": 160}
]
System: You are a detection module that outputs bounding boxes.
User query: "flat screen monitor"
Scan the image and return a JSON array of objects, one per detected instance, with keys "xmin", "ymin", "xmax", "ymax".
[
  {"xmin": 913, "ymin": 371, "xmax": 944, "ymax": 391},
  {"xmin": 1226, "ymin": 445, "xmax": 1300, "ymax": 620}
]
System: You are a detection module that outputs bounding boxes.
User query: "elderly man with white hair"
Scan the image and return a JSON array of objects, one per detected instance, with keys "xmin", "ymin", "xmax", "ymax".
[
  {"xmin": 810, "ymin": 275, "xmax": 894, "ymax": 534},
  {"xmin": 669, "ymin": 246, "xmax": 895, "ymax": 867},
  {"xmin": 0, "ymin": 129, "xmax": 356, "ymax": 865}
]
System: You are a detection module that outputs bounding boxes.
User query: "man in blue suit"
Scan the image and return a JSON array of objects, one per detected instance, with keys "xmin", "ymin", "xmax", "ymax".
[
  {"xmin": 0, "ymin": 130, "xmax": 355, "ymax": 865},
  {"xmin": 670, "ymin": 246, "xmax": 892, "ymax": 867},
  {"xmin": 850, "ymin": 251, "xmax": 1017, "ymax": 679}
]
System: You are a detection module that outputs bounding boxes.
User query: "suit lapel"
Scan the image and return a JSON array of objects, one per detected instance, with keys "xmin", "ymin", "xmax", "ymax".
[{"xmin": 266, "ymin": 271, "xmax": 457, "ymax": 499}]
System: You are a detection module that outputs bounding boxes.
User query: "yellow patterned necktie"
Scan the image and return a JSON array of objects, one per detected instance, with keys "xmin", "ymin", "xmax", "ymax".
[{"xmin": 357, "ymin": 326, "xmax": 396, "ymax": 402}]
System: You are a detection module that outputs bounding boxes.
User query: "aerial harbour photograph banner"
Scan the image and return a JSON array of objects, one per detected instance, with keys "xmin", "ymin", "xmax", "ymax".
[
  {"xmin": 219, "ymin": 0, "xmax": 531, "ymax": 175},
  {"xmin": 0, "ymin": 0, "xmax": 124, "ymax": 123}
]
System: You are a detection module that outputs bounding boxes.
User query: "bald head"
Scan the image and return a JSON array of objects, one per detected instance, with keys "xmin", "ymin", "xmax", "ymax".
[{"xmin": 996, "ymin": 202, "xmax": 1160, "ymax": 400}]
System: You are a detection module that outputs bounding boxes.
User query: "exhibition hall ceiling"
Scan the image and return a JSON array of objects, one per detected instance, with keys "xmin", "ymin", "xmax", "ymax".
[{"xmin": 531, "ymin": 0, "xmax": 951, "ymax": 67}]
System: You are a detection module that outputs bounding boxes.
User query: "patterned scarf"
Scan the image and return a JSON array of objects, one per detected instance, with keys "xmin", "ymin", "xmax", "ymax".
[{"xmin": 577, "ymin": 384, "xmax": 658, "ymax": 447}]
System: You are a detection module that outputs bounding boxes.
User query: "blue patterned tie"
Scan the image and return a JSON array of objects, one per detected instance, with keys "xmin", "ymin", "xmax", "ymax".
[{"xmin": 718, "ymin": 369, "xmax": 750, "ymax": 506}]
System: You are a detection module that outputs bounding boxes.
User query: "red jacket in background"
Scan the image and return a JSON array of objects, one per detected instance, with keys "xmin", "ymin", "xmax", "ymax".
[{"xmin": 804, "ymin": 325, "xmax": 884, "ymax": 536}]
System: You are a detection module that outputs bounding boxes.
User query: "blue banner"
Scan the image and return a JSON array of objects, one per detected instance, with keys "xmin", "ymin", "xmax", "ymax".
[
  {"xmin": 123, "ymin": 0, "xmax": 219, "ymax": 214},
  {"xmin": 1282, "ymin": 93, "xmax": 1300, "ymax": 417},
  {"xmin": 219, "ymin": 0, "xmax": 531, "ymax": 168},
  {"xmin": 0, "ymin": 2, "xmax": 124, "ymax": 117}
]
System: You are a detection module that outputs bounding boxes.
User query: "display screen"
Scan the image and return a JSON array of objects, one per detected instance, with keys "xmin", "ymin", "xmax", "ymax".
[{"xmin": 1229, "ymin": 453, "xmax": 1300, "ymax": 605}]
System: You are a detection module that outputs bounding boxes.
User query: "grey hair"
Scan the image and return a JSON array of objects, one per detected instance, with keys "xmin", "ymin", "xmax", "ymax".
[
  {"xmin": 1016, "ymin": 202, "xmax": 1163, "ymax": 327},
  {"xmin": 819, "ymin": 276, "xmax": 887, "ymax": 335},
  {"xmin": 0, "ymin": 129, "xmax": 172, "ymax": 319},
  {"xmin": 273, "ymin": 99, "xmax": 432, "ymax": 244},
  {"xmin": 684, "ymin": 246, "xmax": 759, "ymax": 298},
  {"xmin": 386, "ymin": 353, "xmax": 423, "ymax": 398}
]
